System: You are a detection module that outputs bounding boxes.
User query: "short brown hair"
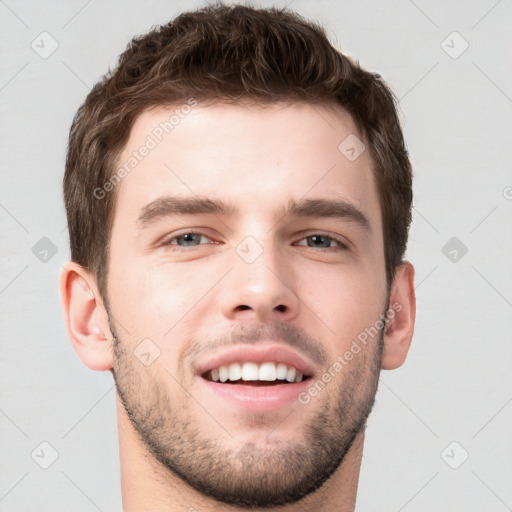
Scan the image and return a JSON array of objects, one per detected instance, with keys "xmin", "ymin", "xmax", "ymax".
[{"xmin": 64, "ymin": 3, "xmax": 412, "ymax": 298}]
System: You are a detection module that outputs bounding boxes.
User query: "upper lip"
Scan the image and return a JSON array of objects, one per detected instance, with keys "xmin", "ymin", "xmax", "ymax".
[{"xmin": 194, "ymin": 343, "xmax": 317, "ymax": 378}]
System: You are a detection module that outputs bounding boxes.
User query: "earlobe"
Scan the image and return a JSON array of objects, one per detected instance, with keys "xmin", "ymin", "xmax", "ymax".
[
  {"xmin": 381, "ymin": 261, "xmax": 416, "ymax": 370},
  {"xmin": 59, "ymin": 262, "xmax": 113, "ymax": 371}
]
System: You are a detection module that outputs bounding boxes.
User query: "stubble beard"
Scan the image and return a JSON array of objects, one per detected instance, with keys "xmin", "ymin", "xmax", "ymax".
[{"xmin": 108, "ymin": 308, "xmax": 384, "ymax": 508}]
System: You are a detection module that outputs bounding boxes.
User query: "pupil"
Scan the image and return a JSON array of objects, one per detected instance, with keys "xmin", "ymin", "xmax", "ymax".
[
  {"xmin": 310, "ymin": 235, "xmax": 328, "ymax": 248},
  {"xmin": 181, "ymin": 233, "xmax": 199, "ymax": 246}
]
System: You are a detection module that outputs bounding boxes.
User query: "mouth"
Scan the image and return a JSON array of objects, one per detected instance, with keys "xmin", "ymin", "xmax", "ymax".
[
  {"xmin": 201, "ymin": 361, "xmax": 312, "ymax": 386},
  {"xmin": 196, "ymin": 352, "xmax": 315, "ymax": 411}
]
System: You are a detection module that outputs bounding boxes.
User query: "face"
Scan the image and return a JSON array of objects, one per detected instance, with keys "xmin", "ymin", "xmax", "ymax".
[{"xmin": 105, "ymin": 102, "xmax": 389, "ymax": 507}]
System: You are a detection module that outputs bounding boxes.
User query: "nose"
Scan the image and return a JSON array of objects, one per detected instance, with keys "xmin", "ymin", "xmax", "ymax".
[{"xmin": 219, "ymin": 238, "xmax": 300, "ymax": 324}]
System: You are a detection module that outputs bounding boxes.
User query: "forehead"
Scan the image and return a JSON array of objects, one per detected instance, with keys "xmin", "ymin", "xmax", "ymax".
[{"xmin": 111, "ymin": 101, "xmax": 381, "ymax": 231}]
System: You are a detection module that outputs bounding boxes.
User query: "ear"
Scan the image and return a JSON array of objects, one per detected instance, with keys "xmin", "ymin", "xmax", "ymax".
[
  {"xmin": 59, "ymin": 261, "xmax": 113, "ymax": 371},
  {"xmin": 381, "ymin": 261, "xmax": 416, "ymax": 370}
]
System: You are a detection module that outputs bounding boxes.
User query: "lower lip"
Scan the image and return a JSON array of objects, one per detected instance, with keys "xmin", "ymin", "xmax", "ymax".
[{"xmin": 198, "ymin": 377, "xmax": 311, "ymax": 412}]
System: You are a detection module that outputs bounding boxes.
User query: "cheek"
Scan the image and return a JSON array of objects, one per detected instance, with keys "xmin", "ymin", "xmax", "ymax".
[
  {"xmin": 302, "ymin": 268, "xmax": 386, "ymax": 351},
  {"xmin": 107, "ymin": 255, "xmax": 218, "ymax": 342}
]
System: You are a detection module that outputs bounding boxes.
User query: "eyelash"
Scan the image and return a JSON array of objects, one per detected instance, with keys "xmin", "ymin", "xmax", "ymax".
[{"xmin": 160, "ymin": 231, "xmax": 349, "ymax": 252}]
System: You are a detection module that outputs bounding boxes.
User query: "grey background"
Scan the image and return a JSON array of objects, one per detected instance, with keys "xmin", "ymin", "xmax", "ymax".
[{"xmin": 1, "ymin": 0, "xmax": 511, "ymax": 510}]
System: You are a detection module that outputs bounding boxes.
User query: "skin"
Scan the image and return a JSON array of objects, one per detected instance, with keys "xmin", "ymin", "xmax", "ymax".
[{"xmin": 60, "ymin": 102, "xmax": 416, "ymax": 511}]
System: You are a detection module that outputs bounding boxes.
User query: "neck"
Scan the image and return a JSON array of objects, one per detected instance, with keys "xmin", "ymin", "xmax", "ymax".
[{"xmin": 117, "ymin": 394, "xmax": 364, "ymax": 512}]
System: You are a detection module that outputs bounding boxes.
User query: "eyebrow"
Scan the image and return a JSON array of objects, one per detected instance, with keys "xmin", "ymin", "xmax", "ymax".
[{"xmin": 137, "ymin": 195, "xmax": 371, "ymax": 232}]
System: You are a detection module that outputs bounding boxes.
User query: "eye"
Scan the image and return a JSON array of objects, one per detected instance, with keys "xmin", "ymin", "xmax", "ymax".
[
  {"xmin": 161, "ymin": 231, "xmax": 214, "ymax": 249},
  {"xmin": 296, "ymin": 234, "xmax": 348, "ymax": 251}
]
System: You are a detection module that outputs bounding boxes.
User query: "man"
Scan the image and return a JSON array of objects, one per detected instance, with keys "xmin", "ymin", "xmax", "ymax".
[{"xmin": 59, "ymin": 3, "xmax": 415, "ymax": 511}]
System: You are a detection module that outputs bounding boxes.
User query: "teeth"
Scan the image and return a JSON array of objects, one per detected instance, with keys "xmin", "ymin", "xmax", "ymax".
[
  {"xmin": 259, "ymin": 362, "xmax": 276, "ymax": 381},
  {"xmin": 228, "ymin": 362, "xmax": 242, "ymax": 381},
  {"xmin": 219, "ymin": 365, "xmax": 229, "ymax": 383},
  {"xmin": 241, "ymin": 362, "xmax": 259, "ymax": 381},
  {"xmin": 285, "ymin": 366, "xmax": 296, "ymax": 383},
  {"xmin": 276, "ymin": 363, "xmax": 288, "ymax": 380},
  {"xmin": 209, "ymin": 361, "xmax": 307, "ymax": 384}
]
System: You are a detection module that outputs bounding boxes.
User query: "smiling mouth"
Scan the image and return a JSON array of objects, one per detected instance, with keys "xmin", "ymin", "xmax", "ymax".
[
  {"xmin": 194, "ymin": 342, "xmax": 317, "ymax": 389},
  {"xmin": 198, "ymin": 361, "xmax": 313, "ymax": 411},
  {"xmin": 202, "ymin": 375, "xmax": 311, "ymax": 386}
]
